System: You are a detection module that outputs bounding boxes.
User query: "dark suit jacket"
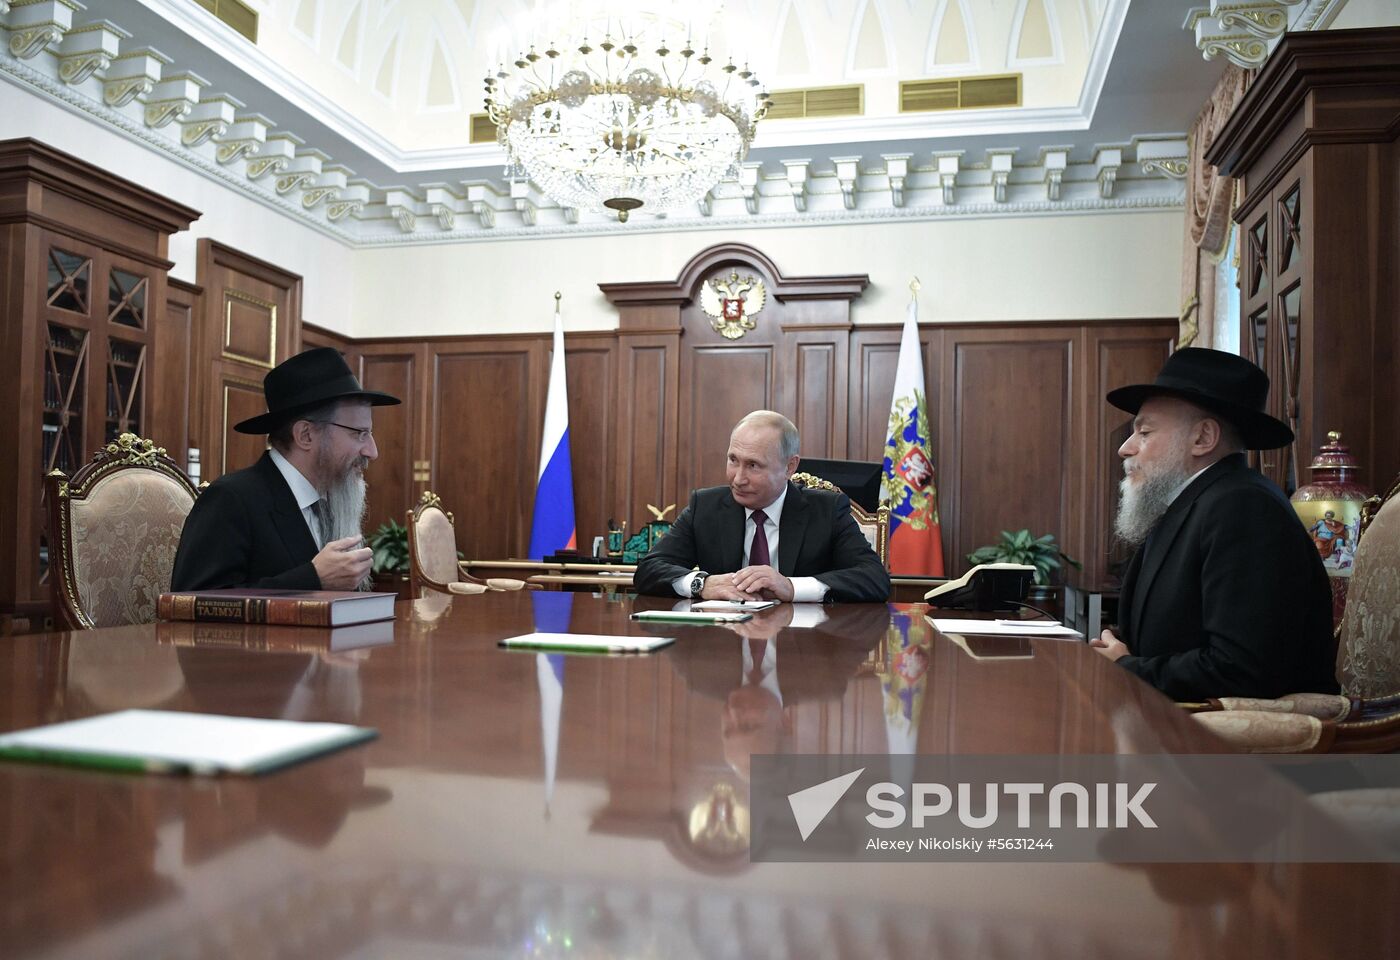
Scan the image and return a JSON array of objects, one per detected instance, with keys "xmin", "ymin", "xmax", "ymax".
[
  {"xmin": 633, "ymin": 483, "xmax": 891, "ymax": 602},
  {"xmin": 170, "ymin": 452, "xmax": 322, "ymax": 591},
  {"xmin": 1115, "ymin": 453, "xmax": 1337, "ymax": 700}
]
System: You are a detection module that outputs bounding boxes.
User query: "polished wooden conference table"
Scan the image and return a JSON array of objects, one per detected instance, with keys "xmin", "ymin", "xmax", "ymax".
[{"xmin": 1, "ymin": 592, "xmax": 1395, "ymax": 959}]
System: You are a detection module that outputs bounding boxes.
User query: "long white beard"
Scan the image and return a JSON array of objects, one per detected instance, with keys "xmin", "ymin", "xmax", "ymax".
[
  {"xmin": 322, "ymin": 465, "xmax": 367, "ymax": 543},
  {"xmin": 315, "ymin": 438, "xmax": 370, "ymax": 589},
  {"xmin": 1114, "ymin": 438, "xmax": 1193, "ymax": 548}
]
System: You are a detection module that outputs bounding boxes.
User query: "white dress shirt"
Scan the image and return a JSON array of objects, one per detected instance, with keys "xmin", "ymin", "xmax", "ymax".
[
  {"xmin": 741, "ymin": 640, "xmax": 783, "ymax": 707},
  {"xmin": 268, "ymin": 447, "xmax": 325, "ymax": 548},
  {"xmin": 672, "ymin": 485, "xmax": 830, "ymax": 602}
]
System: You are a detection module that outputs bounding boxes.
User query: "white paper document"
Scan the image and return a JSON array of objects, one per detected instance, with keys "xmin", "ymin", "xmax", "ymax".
[
  {"xmin": 499, "ymin": 632, "xmax": 675, "ymax": 653},
  {"xmin": 927, "ymin": 617, "xmax": 1083, "ymax": 639},
  {"xmin": 0, "ymin": 709, "xmax": 377, "ymax": 775},
  {"xmin": 690, "ymin": 600, "xmax": 778, "ymax": 612}
]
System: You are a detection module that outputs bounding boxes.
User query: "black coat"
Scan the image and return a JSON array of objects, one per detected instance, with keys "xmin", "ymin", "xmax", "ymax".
[
  {"xmin": 633, "ymin": 482, "xmax": 891, "ymax": 603},
  {"xmin": 1115, "ymin": 453, "xmax": 1337, "ymax": 700},
  {"xmin": 171, "ymin": 452, "xmax": 322, "ymax": 591}
]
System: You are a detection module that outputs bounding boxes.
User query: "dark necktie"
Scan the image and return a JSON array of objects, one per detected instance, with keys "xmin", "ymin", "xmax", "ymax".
[
  {"xmin": 750, "ymin": 509, "xmax": 771, "ymax": 567},
  {"xmin": 747, "ymin": 639, "xmax": 768, "ymax": 685},
  {"xmin": 310, "ymin": 499, "xmax": 329, "ymax": 549}
]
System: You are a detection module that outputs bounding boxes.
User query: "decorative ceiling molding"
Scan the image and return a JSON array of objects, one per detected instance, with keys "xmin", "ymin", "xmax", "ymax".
[
  {"xmin": 114, "ymin": 0, "xmax": 1135, "ymax": 173},
  {"xmin": 1183, "ymin": 1, "xmax": 1342, "ymax": 69},
  {"xmin": 1, "ymin": 0, "xmax": 1189, "ymax": 249}
]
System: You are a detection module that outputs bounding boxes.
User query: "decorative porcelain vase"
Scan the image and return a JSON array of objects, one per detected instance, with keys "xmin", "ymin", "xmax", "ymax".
[{"xmin": 1291, "ymin": 431, "xmax": 1372, "ymax": 625}]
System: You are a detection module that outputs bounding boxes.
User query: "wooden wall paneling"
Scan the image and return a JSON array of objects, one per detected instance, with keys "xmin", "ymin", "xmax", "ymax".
[
  {"xmin": 561, "ymin": 334, "xmax": 618, "ymax": 552},
  {"xmin": 680, "ymin": 343, "xmax": 775, "ymax": 495},
  {"xmin": 938, "ymin": 327, "xmax": 1080, "ymax": 577},
  {"xmin": 428, "ymin": 340, "xmax": 540, "ymax": 560},
  {"xmin": 1307, "ymin": 142, "xmax": 1398, "ymax": 489},
  {"xmin": 603, "ymin": 242, "xmax": 865, "ymax": 530},
  {"xmin": 1084, "ymin": 323, "xmax": 1176, "ymax": 584},
  {"xmin": 614, "ymin": 330, "xmax": 679, "ymax": 534},
  {"xmin": 356, "ymin": 348, "xmax": 420, "ymax": 532},
  {"xmin": 196, "ymin": 240, "xmax": 302, "ymax": 479},
  {"xmin": 847, "ymin": 329, "xmax": 902, "ymax": 461},
  {"xmin": 298, "ymin": 322, "xmax": 357, "ymax": 367},
  {"xmin": 786, "ymin": 328, "xmax": 850, "ymax": 460},
  {"xmin": 151, "ymin": 278, "xmax": 200, "ymax": 470}
]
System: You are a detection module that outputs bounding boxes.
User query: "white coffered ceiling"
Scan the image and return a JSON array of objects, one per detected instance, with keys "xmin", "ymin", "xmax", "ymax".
[{"xmin": 9, "ymin": 0, "xmax": 1305, "ymax": 240}]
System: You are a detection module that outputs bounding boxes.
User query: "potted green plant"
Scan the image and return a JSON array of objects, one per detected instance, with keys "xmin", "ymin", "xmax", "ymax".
[
  {"xmin": 368, "ymin": 518, "xmax": 412, "ymax": 599},
  {"xmin": 966, "ymin": 529, "xmax": 1081, "ymax": 587}
]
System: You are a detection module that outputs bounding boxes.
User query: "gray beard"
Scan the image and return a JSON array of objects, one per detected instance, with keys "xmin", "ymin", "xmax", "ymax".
[
  {"xmin": 316, "ymin": 442, "xmax": 370, "ymax": 589},
  {"xmin": 322, "ymin": 467, "xmax": 367, "ymax": 543},
  {"xmin": 1114, "ymin": 463, "xmax": 1192, "ymax": 547}
]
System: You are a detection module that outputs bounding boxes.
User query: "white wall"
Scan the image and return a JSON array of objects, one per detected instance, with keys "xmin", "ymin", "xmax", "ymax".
[
  {"xmin": 350, "ymin": 210, "xmax": 1184, "ymax": 337},
  {"xmin": 1331, "ymin": 0, "xmax": 1400, "ymax": 29},
  {"xmin": 0, "ymin": 77, "xmax": 357, "ymax": 334},
  {"xmin": 3, "ymin": 75, "xmax": 1181, "ymax": 341}
]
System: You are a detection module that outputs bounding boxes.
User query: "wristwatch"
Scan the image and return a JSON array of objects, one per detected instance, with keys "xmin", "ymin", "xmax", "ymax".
[{"xmin": 689, "ymin": 571, "xmax": 709, "ymax": 597}]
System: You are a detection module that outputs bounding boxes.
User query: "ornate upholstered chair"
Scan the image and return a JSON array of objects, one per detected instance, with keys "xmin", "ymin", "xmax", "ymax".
[
  {"xmin": 1192, "ymin": 472, "xmax": 1400, "ymax": 752},
  {"xmin": 406, "ymin": 491, "xmax": 529, "ymax": 596},
  {"xmin": 45, "ymin": 433, "xmax": 201, "ymax": 630},
  {"xmin": 790, "ymin": 471, "xmax": 891, "ymax": 569}
]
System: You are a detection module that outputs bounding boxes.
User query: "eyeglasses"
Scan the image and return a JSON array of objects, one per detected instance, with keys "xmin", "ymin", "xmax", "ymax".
[{"xmin": 320, "ymin": 421, "xmax": 374, "ymax": 444}]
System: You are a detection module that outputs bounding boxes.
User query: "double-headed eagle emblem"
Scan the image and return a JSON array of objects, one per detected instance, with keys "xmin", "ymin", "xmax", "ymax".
[{"xmin": 699, "ymin": 270, "xmax": 767, "ymax": 340}]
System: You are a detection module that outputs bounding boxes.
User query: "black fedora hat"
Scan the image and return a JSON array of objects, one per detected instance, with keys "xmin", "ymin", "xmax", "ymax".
[
  {"xmin": 1106, "ymin": 347, "xmax": 1293, "ymax": 450},
  {"xmin": 234, "ymin": 347, "xmax": 400, "ymax": 434}
]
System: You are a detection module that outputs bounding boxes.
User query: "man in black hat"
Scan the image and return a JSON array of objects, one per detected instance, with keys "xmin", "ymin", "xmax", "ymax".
[
  {"xmin": 171, "ymin": 348, "xmax": 400, "ymax": 592},
  {"xmin": 1088, "ymin": 348, "xmax": 1336, "ymax": 700}
]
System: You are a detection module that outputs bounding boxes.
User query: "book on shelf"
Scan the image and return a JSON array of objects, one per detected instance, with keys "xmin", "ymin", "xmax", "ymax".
[{"xmin": 157, "ymin": 589, "xmax": 396, "ymax": 627}]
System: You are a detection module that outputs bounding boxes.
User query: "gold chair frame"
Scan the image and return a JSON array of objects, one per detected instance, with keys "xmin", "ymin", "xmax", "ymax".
[
  {"xmin": 45, "ymin": 433, "xmax": 201, "ymax": 630},
  {"xmin": 790, "ymin": 471, "xmax": 891, "ymax": 569},
  {"xmin": 406, "ymin": 491, "xmax": 529, "ymax": 596}
]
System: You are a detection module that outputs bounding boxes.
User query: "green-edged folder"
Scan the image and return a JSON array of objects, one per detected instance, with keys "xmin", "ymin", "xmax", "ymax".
[{"xmin": 0, "ymin": 709, "xmax": 377, "ymax": 776}]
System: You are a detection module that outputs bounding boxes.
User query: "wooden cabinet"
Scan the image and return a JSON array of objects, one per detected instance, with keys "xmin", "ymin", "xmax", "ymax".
[
  {"xmin": 195, "ymin": 240, "xmax": 302, "ymax": 481},
  {"xmin": 1209, "ymin": 27, "xmax": 1400, "ymax": 493},
  {"xmin": 0, "ymin": 140, "xmax": 198, "ymax": 631}
]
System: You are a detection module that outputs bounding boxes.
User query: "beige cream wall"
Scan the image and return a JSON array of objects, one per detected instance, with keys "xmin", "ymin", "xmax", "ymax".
[
  {"xmin": 350, "ymin": 210, "xmax": 1183, "ymax": 336},
  {"xmin": 5, "ymin": 80, "xmax": 1181, "ymax": 339},
  {"xmin": 1, "ymin": 79, "xmax": 357, "ymax": 333}
]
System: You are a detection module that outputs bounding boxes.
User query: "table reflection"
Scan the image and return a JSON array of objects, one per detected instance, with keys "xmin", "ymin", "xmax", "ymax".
[{"xmin": 0, "ymin": 593, "xmax": 1395, "ymax": 959}]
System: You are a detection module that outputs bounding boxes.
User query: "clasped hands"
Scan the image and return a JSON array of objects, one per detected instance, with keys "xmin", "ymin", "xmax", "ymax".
[
  {"xmin": 700, "ymin": 565, "xmax": 795, "ymax": 603},
  {"xmin": 314, "ymin": 535, "xmax": 373, "ymax": 591}
]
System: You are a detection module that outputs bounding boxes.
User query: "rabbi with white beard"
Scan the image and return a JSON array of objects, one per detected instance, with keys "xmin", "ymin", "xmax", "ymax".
[
  {"xmin": 1088, "ymin": 348, "xmax": 1337, "ymax": 701},
  {"xmin": 172, "ymin": 348, "xmax": 398, "ymax": 592}
]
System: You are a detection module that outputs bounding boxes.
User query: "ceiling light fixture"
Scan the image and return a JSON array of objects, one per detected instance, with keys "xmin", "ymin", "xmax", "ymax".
[{"xmin": 484, "ymin": 3, "xmax": 770, "ymax": 223}]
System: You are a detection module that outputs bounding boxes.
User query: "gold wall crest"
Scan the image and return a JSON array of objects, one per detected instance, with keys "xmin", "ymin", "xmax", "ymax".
[{"xmin": 700, "ymin": 270, "xmax": 766, "ymax": 340}]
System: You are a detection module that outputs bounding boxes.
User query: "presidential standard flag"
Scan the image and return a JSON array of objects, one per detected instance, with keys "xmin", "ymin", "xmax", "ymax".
[
  {"xmin": 881, "ymin": 290, "xmax": 945, "ymax": 575},
  {"xmin": 527, "ymin": 295, "xmax": 577, "ymax": 560}
]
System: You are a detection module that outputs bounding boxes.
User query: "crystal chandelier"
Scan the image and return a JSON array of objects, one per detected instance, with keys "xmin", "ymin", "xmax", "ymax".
[{"xmin": 484, "ymin": 3, "xmax": 770, "ymax": 222}]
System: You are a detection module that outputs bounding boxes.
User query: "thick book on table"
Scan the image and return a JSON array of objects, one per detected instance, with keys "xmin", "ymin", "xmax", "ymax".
[
  {"xmin": 0, "ymin": 709, "xmax": 377, "ymax": 776},
  {"xmin": 157, "ymin": 589, "xmax": 396, "ymax": 627},
  {"xmin": 157, "ymin": 619, "xmax": 396, "ymax": 653}
]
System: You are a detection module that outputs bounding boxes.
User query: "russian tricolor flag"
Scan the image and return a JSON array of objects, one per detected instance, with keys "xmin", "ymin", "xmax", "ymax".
[
  {"xmin": 527, "ymin": 295, "xmax": 577, "ymax": 560},
  {"xmin": 881, "ymin": 286, "xmax": 946, "ymax": 576}
]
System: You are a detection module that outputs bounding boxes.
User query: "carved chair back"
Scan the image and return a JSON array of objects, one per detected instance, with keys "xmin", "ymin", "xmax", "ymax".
[
  {"xmin": 790, "ymin": 471, "xmax": 891, "ymax": 569},
  {"xmin": 45, "ymin": 434, "xmax": 200, "ymax": 630}
]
